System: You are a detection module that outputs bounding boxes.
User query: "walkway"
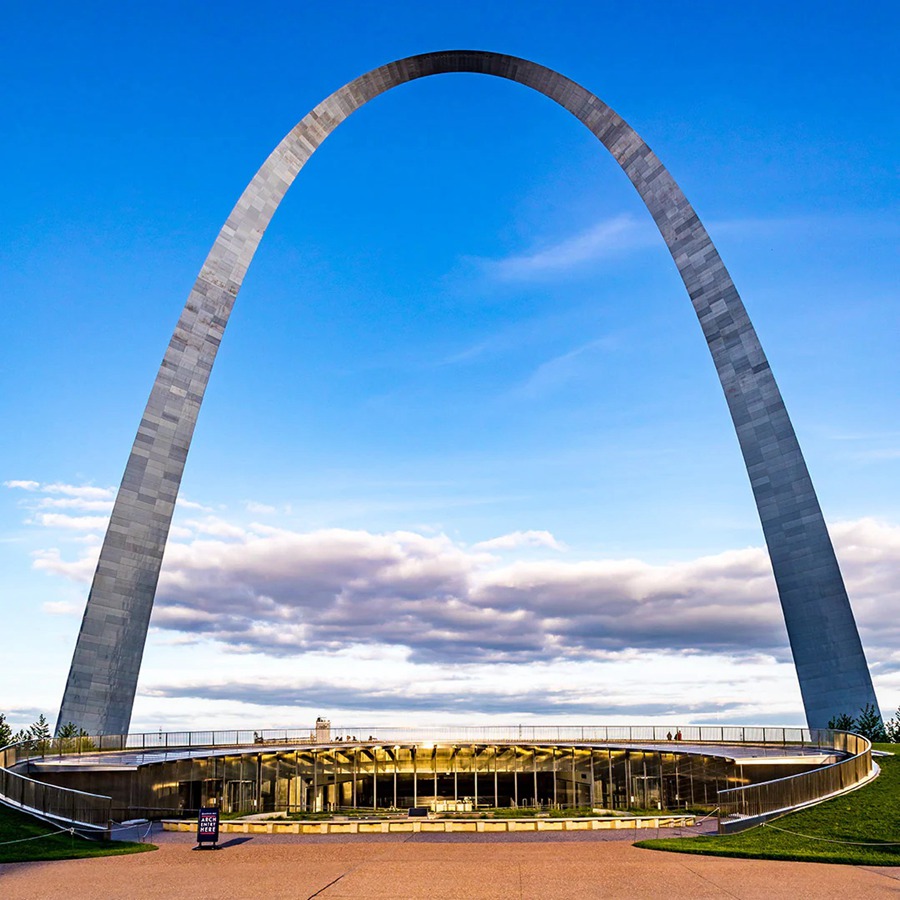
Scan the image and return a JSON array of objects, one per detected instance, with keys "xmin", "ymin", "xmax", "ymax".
[{"xmin": 1, "ymin": 826, "xmax": 897, "ymax": 899}]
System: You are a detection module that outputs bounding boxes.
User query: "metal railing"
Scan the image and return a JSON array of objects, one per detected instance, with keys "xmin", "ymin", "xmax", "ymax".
[
  {"xmin": 15, "ymin": 724, "xmax": 827, "ymax": 758},
  {"xmin": 717, "ymin": 731, "xmax": 873, "ymax": 833},
  {"xmin": 0, "ymin": 742, "xmax": 112, "ymax": 831}
]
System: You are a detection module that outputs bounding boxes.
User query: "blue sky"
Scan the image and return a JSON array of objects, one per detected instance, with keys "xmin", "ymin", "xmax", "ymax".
[{"xmin": 1, "ymin": 1, "xmax": 897, "ymax": 732}]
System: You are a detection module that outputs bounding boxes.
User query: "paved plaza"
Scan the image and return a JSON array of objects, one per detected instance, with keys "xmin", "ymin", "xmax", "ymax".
[{"xmin": 1, "ymin": 827, "xmax": 898, "ymax": 899}]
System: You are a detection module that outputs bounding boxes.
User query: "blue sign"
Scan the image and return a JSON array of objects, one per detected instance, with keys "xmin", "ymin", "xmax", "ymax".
[{"xmin": 196, "ymin": 807, "xmax": 220, "ymax": 849}]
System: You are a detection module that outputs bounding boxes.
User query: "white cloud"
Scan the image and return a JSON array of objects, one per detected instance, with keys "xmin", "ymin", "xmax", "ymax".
[
  {"xmin": 177, "ymin": 498, "xmax": 214, "ymax": 511},
  {"xmin": 6, "ymin": 480, "xmax": 116, "ymax": 514},
  {"xmin": 513, "ymin": 337, "xmax": 616, "ymax": 398},
  {"xmin": 480, "ymin": 215, "xmax": 656, "ymax": 281},
  {"xmin": 183, "ymin": 516, "xmax": 249, "ymax": 540},
  {"xmin": 33, "ymin": 513, "xmax": 109, "ymax": 531},
  {"xmin": 33, "ymin": 546, "xmax": 98, "ymax": 582},
  {"xmin": 135, "ymin": 647, "xmax": 805, "ymax": 728},
  {"xmin": 474, "ymin": 530, "xmax": 565, "ymax": 552},
  {"xmin": 850, "ymin": 449, "xmax": 900, "ymax": 462},
  {"xmin": 27, "ymin": 511, "xmax": 900, "ymax": 673},
  {"xmin": 42, "ymin": 483, "xmax": 114, "ymax": 500},
  {"xmin": 42, "ymin": 600, "xmax": 80, "ymax": 616},
  {"xmin": 245, "ymin": 501, "xmax": 277, "ymax": 515},
  {"xmin": 34, "ymin": 497, "xmax": 114, "ymax": 511}
]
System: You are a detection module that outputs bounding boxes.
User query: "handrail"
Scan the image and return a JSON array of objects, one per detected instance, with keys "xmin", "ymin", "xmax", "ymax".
[
  {"xmin": 0, "ymin": 742, "xmax": 112, "ymax": 831},
  {"xmin": 716, "ymin": 731, "xmax": 873, "ymax": 833},
  {"xmin": 17, "ymin": 724, "xmax": 832, "ymax": 757}
]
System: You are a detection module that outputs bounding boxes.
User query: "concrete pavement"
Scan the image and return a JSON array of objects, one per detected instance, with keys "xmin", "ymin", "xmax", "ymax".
[{"xmin": 2, "ymin": 826, "xmax": 899, "ymax": 899}]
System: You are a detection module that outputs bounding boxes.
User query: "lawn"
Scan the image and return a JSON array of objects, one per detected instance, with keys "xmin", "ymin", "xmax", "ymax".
[
  {"xmin": 0, "ymin": 803, "xmax": 156, "ymax": 864},
  {"xmin": 635, "ymin": 743, "xmax": 900, "ymax": 866}
]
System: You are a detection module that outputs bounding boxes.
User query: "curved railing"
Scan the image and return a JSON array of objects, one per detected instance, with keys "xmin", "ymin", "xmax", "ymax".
[
  {"xmin": 14, "ymin": 724, "xmax": 833, "ymax": 756},
  {"xmin": 0, "ymin": 741, "xmax": 111, "ymax": 832},
  {"xmin": 717, "ymin": 730, "xmax": 874, "ymax": 833}
]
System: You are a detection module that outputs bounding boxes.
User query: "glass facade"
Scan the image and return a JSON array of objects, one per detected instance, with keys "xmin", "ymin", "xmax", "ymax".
[{"xmin": 38, "ymin": 742, "xmax": 773, "ymax": 819}]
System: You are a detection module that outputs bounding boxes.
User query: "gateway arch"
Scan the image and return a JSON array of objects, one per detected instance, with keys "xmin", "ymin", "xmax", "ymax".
[{"xmin": 58, "ymin": 50, "xmax": 880, "ymax": 735}]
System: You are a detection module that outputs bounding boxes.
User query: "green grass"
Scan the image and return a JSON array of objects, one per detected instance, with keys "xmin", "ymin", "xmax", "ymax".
[
  {"xmin": 0, "ymin": 804, "xmax": 156, "ymax": 864},
  {"xmin": 635, "ymin": 743, "xmax": 900, "ymax": 866}
]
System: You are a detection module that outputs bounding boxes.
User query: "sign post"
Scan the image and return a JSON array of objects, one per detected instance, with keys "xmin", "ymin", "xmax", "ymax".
[{"xmin": 195, "ymin": 806, "xmax": 220, "ymax": 850}]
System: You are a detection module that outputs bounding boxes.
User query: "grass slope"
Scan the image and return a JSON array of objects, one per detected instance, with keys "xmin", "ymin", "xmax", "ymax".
[
  {"xmin": 0, "ymin": 803, "xmax": 155, "ymax": 864},
  {"xmin": 635, "ymin": 743, "xmax": 900, "ymax": 866}
]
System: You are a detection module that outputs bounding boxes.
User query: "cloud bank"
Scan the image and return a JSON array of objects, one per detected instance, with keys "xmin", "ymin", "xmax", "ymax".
[
  {"xmin": 10, "ymin": 480, "xmax": 898, "ymax": 723},
  {"xmin": 16, "ymin": 478, "xmax": 899, "ymax": 669}
]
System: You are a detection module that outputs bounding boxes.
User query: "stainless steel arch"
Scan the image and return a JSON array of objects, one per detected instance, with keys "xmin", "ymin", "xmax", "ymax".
[{"xmin": 58, "ymin": 50, "xmax": 880, "ymax": 735}]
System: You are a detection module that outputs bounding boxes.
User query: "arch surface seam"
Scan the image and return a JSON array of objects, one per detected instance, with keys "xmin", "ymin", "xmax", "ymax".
[{"xmin": 57, "ymin": 50, "xmax": 879, "ymax": 735}]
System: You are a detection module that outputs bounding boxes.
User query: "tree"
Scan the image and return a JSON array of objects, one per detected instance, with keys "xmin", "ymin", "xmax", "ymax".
[
  {"xmin": 28, "ymin": 714, "xmax": 52, "ymax": 754},
  {"xmin": 829, "ymin": 705, "xmax": 888, "ymax": 741},
  {"xmin": 855, "ymin": 703, "xmax": 887, "ymax": 742},
  {"xmin": 57, "ymin": 721, "xmax": 95, "ymax": 753},
  {"xmin": 828, "ymin": 703, "xmax": 888, "ymax": 742},
  {"xmin": 885, "ymin": 708, "xmax": 900, "ymax": 743},
  {"xmin": 827, "ymin": 713, "xmax": 856, "ymax": 731},
  {"xmin": 58, "ymin": 721, "xmax": 78, "ymax": 753},
  {"xmin": 0, "ymin": 713, "xmax": 12, "ymax": 747},
  {"xmin": 76, "ymin": 728, "xmax": 95, "ymax": 752}
]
